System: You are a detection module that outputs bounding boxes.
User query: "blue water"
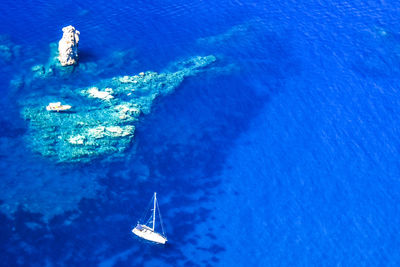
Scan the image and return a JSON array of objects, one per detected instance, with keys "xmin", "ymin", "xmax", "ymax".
[{"xmin": 1, "ymin": 0, "xmax": 400, "ymax": 266}]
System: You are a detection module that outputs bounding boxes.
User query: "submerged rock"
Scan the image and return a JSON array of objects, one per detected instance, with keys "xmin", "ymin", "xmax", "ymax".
[
  {"xmin": 58, "ymin": 25, "xmax": 80, "ymax": 66},
  {"xmin": 0, "ymin": 35, "xmax": 21, "ymax": 63},
  {"xmin": 84, "ymin": 87, "xmax": 114, "ymax": 100},
  {"xmin": 0, "ymin": 44, "xmax": 12, "ymax": 62},
  {"xmin": 21, "ymin": 55, "xmax": 216, "ymax": 162}
]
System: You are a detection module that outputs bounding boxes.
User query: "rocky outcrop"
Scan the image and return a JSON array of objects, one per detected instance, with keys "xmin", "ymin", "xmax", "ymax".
[
  {"xmin": 20, "ymin": 55, "xmax": 217, "ymax": 162},
  {"xmin": 58, "ymin": 25, "xmax": 80, "ymax": 66}
]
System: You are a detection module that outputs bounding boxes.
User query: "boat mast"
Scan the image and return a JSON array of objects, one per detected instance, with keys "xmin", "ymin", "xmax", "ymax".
[{"xmin": 153, "ymin": 192, "xmax": 156, "ymax": 231}]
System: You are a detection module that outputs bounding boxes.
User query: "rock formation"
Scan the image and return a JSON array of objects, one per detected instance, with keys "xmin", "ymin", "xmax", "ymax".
[
  {"xmin": 20, "ymin": 55, "xmax": 217, "ymax": 162},
  {"xmin": 58, "ymin": 25, "xmax": 80, "ymax": 66}
]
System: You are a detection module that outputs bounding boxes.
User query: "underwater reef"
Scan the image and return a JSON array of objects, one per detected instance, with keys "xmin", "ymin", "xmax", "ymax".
[
  {"xmin": 0, "ymin": 28, "xmax": 229, "ymax": 219},
  {"xmin": 20, "ymin": 54, "xmax": 216, "ymax": 162},
  {"xmin": 0, "ymin": 35, "xmax": 21, "ymax": 63}
]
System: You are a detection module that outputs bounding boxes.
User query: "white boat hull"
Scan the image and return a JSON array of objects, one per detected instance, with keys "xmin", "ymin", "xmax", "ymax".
[{"xmin": 132, "ymin": 225, "xmax": 167, "ymax": 244}]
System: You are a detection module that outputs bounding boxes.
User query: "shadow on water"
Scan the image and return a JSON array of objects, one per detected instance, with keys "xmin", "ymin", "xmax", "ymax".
[
  {"xmin": 78, "ymin": 48, "xmax": 100, "ymax": 63},
  {"xmin": 124, "ymin": 75, "xmax": 269, "ymax": 265},
  {"xmin": 0, "ymin": 120, "xmax": 26, "ymax": 138},
  {"xmin": 0, "ymin": 27, "xmax": 301, "ymax": 266}
]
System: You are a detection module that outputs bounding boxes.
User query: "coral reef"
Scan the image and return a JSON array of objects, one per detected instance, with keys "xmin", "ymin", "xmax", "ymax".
[
  {"xmin": 58, "ymin": 25, "xmax": 80, "ymax": 66},
  {"xmin": 20, "ymin": 55, "xmax": 216, "ymax": 162}
]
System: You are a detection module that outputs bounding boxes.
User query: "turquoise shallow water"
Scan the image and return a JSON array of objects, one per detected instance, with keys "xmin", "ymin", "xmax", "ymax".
[{"xmin": 1, "ymin": 0, "xmax": 400, "ymax": 266}]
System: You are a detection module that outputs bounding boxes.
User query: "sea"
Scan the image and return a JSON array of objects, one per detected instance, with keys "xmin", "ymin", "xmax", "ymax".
[{"xmin": 1, "ymin": 0, "xmax": 400, "ymax": 266}]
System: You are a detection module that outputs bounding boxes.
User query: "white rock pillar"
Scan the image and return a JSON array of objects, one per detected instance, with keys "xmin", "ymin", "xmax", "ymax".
[{"xmin": 58, "ymin": 25, "xmax": 80, "ymax": 66}]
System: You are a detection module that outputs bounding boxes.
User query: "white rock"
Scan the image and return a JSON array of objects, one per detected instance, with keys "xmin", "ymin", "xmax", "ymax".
[
  {"xmin": 119, "ymin": 75, "xmax": 138, "ymax": 84},
  {"xmin": 115, "ymin": 103, "xmax": 140, "ymax": 120},
  {"xmin": 106, "ymin": 125, "xmax": 135, "ymax": 137},
  {"xmin": 106, "ymin": 126, "xmax": 124, "ymax": 135},
  {"xmin": 87, "ymin": 126, "xmax": 106, "ymax": 139},
  {"xmin": 86, "ymin": 87, "xmax": 114, "ymax": 100},
  {"xmin": 58, "ymin": 25, "xmax": 80, "ymax": 66},
  {"xmin": 68, "ymin": 135, "xmax": 85, "ymax": 145}
]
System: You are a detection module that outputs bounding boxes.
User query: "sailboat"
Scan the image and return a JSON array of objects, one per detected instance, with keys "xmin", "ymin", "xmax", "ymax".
[{"xmin": 132, "ymin": 192, "xmax": 168, "ymax": 244}]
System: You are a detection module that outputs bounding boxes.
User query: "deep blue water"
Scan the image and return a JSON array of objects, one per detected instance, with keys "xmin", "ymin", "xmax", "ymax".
[{"xmin": 1, "ymin": 0, "xmax": 400, "ymax": 266}]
